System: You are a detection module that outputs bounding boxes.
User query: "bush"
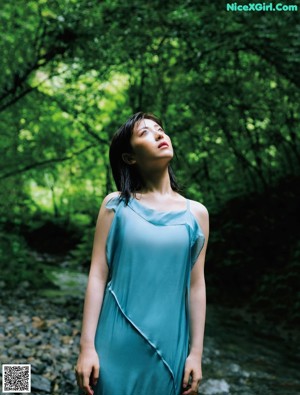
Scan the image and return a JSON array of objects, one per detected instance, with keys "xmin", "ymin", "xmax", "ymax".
[{"xmin": 0, "ymin": 230, "xmax": 56, "ymax": 289}]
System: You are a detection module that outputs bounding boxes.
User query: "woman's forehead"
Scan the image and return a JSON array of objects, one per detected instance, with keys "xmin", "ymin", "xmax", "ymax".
[{"xmin": 135, "ymin": 118, "xmax": 160, "ymax": 130}]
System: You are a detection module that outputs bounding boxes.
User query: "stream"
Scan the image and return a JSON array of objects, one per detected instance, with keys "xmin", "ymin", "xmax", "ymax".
[{"xmin": 1, "ymin": 252, "xmax": 299, "ymax": 395}]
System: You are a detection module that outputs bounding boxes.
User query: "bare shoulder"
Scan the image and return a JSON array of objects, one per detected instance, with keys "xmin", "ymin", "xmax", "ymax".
[
  {"xmin": 189, "ymin": 199, "xmax": 209, "ymax": 235},
  {"xmin": 96, "ymin": 191, "xmax": 121, "ymax": 218},
  {"xmin": 102, "ymin": 191, "xmax": 121, "ymax": 205},
  {"xmin": 92, "ymin": 193, "xmax": 122, "ymax": 261},
  {"xmin": 189, "ymin": 199, "xmax": 209, "ymax": 218}
]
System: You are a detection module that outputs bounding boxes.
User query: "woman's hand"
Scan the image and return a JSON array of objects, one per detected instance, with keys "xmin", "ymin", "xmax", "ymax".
[
  {"xmin": 181, "ymin": 353, "xmax": 202, "ymax": 395},
  {"xmin": 75, "ymin": 347, "xmax": 100, "ymax": 395}
]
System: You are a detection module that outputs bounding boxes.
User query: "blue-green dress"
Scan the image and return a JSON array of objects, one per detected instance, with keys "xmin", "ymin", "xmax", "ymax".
[{"xmin": 93, "ymin": 195, "xmax": 205, "ymax": 395}]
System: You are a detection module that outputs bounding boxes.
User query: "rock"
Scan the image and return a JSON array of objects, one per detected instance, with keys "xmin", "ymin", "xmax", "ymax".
[
  {"xmin": 31, "ymin": 363, "xmax": 47, "ymax": 374},
  {"xmin": 1, "ymin": 287, "xmax": 300, "ymax": 395},
  {"xmin": 31, "ymin": 373, "xmax": 52, "ymax": 393},
  {"xmin": 200, "ymin": 379, "xmax": 230, "ymax": 394}
]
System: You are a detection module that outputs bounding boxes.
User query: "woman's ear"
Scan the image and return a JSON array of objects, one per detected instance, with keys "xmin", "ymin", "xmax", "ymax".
[{"xmin": 122, "ymin": 153, "xmax": 136, "ymax": 165}]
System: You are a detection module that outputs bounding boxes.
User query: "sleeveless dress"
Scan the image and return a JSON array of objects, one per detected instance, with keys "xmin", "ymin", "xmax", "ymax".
[{"xmin": 91, "ymin": 195, "xmax": 205, "ymax": 395}]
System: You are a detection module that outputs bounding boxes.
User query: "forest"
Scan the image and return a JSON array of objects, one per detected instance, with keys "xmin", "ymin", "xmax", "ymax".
[{"xmin": 1, "ymin": 1, "xmax": 299, "ymax": 394}]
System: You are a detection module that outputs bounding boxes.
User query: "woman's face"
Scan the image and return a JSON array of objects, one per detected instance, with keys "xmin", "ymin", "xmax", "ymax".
[{"xmin": 126, "ymin": 118, "xmax": 173, "ymax": 168}]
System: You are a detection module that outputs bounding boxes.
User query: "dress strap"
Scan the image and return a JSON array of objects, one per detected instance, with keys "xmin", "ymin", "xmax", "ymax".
[
  {"xmin": 105, "ymin": 195, "xmax": 122, "ymax": 212},
  {"xmin": 186, "ymin": 198, "xmax": 190, "ymax": 211}
]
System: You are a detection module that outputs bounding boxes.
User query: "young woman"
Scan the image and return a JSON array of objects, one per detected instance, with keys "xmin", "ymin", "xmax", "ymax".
[{"xmin": 75, "ymin": 112, "xmax": 209, "ymax": 395}]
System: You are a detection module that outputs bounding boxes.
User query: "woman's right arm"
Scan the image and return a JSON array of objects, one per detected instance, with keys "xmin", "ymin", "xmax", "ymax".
[{"xmin": 75, "ymin": 191, "xmax": 120, "ymax": 395}]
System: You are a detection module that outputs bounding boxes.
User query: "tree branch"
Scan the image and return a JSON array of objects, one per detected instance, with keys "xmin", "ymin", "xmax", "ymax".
[
  {"xmin": 50, "ymin": 97, "xmax": 110, "ymax": 146},
  {"xmin": 0, "ymin": 144, "xmax": 94, "ymax": 180}
]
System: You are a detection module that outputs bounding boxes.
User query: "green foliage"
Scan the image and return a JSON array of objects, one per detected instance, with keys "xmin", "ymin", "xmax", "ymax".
[
  {"xmin": 0, "ymin": 231, "xmax": 53, "ymax": 289},
  {"xmin": 68, "ymin": 227, "xmax": 95, "ymax": 268}
]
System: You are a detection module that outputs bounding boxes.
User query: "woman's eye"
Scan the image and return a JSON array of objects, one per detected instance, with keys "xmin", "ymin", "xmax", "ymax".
[{"xmin": 139, "ymin": 128, "xmax": 166, "ymax": 136}]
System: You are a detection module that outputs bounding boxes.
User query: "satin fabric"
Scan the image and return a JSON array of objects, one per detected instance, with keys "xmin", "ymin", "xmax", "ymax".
[{"xmin": 91, "ymin": 195, "xmax": 205, "ymax": 395}]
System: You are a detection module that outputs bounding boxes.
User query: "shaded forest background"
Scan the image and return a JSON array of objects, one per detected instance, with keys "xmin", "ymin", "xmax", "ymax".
[{"xmin": 1, "ymin": 0, "xmax": 299, "ymax": 327}]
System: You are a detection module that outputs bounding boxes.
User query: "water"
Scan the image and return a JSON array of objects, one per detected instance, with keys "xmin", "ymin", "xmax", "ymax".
[{"xmin": 40, "ymin": 261, "xmax": 300, "ymax": 395}]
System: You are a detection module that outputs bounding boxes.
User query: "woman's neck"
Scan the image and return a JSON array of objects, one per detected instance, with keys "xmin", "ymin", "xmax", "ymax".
[{"xmin": 137, "ymin": 167, "xmax": 173, "ymax": 196}]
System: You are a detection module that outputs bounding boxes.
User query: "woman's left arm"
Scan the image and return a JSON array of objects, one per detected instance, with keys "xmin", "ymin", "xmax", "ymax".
[{"xmin": 182, "ymin": 202, "xmax": 209, "ymax": 395}]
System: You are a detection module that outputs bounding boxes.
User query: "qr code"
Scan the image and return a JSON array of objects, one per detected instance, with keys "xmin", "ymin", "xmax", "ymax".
[{"xmin": 2, "ymin": 364, "xmax": 31, "ymax": 393}]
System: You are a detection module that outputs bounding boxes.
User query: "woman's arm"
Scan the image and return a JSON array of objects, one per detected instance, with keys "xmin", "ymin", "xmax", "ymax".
[
  {"xmin": 182, "ymin": 202, "xmax": 209, "ymax": 395},
  {"xmin": 75, "ymin": 191, "xmax": 120, "ymax": 395}
]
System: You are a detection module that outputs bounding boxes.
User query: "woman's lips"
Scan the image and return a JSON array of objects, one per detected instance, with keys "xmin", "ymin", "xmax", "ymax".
[{"xmin": 158, "ymin": 142, "xmax": 169, "ymax": 148}]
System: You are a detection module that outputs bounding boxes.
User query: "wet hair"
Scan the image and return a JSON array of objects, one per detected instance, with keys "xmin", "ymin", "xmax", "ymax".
[{"xmin": 109, "ymin": 112, "xmax": 181, "ymax": 205}]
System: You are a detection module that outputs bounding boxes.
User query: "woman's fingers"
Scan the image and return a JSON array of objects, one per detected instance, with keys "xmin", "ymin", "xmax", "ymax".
[
  {"xmin": 75, "ymin": 367, "xmax": 95, "ymax": 395},
  {"xmin": 182, "ymin": 370, "xmax": 202, "ymax": 394},
  {"xmin": 82, "ymin": 370, "xmax": 94, "ymax": 395},
  {"xmin": 91, "ymin": 365, "xmax": 100, "ymax": 386},
  {"xmin": 191, "ymin": 373, "xmax": 201, "ymax": 393},
  {"xmin": 74, "ymin": 367, "xmax": 83, "ymax": 389},
  {"xmin": 75, "ymin": 351, "xmax": 100, "ymax": 394},
  {"xmin": 182, "ymin": 366, "xmax": 191, "ymax": 389}
]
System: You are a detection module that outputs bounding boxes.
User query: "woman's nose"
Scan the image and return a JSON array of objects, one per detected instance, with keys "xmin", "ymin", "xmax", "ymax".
[{"xmin": 155, "ymin": 130, "xmax": 164, "ymax": 139}]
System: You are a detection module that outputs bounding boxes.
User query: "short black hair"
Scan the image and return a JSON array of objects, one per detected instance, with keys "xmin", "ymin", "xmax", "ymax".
[{"xmin": 109, "ymin": 112, "xmax": 181, "ymax": 205}]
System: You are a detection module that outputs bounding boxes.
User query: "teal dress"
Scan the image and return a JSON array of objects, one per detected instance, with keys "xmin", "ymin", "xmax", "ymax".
[{"xmin": 93, "ymin": 195, "xmax": 205, "ymax": 395}]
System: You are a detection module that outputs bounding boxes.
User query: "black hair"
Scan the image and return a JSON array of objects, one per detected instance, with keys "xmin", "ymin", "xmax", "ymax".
[{"xmin": 109, "ymin": 112, "xmax": 181, "ymax": 205}]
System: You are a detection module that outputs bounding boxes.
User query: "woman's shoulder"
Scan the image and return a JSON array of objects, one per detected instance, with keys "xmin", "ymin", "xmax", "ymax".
[
  {"xmin": 102, "ymin": 191, "xmax": 121, "ymax": 204},
  {"xmin": 189, "ymin": 199, "xmax": 209, "ymax": 215},
  {"xmin": 188, "ymin": 198, "xmax": 209, "ymax": 234},
  {"xmin": 176, "ymin": 193, "xmax": 208, "ymax": 214},
  {"xmin": 100, "ymin": 191, "xmax": 123, "ymax": 212},
  {"xmin": 173, "ymin": 193, "xmax": 207, "ymax": 216}
]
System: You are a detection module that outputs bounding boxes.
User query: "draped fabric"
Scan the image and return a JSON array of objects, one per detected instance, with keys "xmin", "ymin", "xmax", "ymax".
[{"xmin": 92, "ymin": 195, "xmax": 205, "ymax": 395}]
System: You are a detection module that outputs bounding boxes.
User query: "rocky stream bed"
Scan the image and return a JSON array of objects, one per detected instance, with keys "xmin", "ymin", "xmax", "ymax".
[{"xmin": 0, "ymin": 254, "xmax": 299, "ymax": 395}]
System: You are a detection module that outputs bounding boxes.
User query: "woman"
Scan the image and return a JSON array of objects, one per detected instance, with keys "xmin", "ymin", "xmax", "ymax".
[{"xmin": 75, "ymin": 112, "xmax": 209, "ymax": 395}]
